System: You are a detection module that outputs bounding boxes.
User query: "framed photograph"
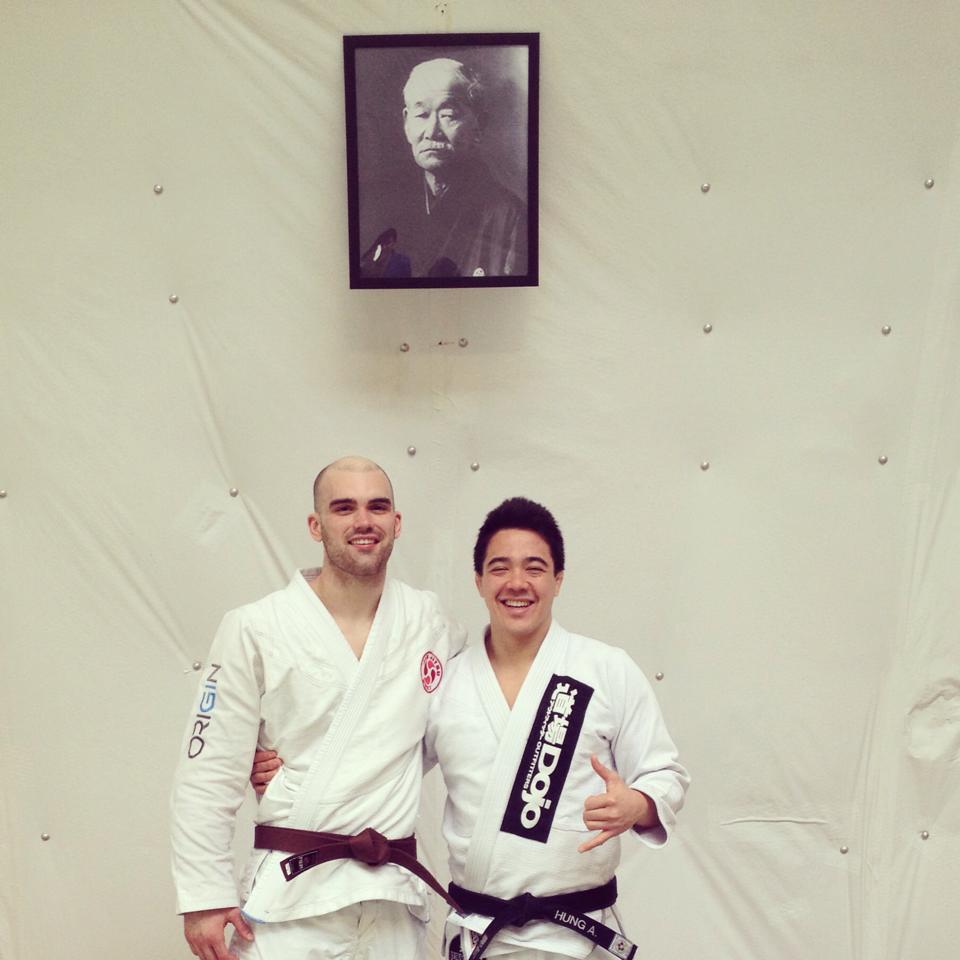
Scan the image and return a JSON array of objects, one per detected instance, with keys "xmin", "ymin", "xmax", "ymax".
[{"xmin": 344, "ymin": 33, "xmax": 539, "ymax": 289}]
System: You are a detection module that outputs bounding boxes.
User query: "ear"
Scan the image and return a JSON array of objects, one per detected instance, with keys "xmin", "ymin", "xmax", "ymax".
[
  {"xmin": 393, "ymin": 511, "xmax": 402, "ymax": 539},
  {"xmin": 475, "ymin": 572, "xmax": 483, "ymax": 595},
  {"xmin": 554, "ymin": 571, "xmax": 564, "ymax": 595},
  {"xmin": 307, "ymin": 513, "xmax": 323, "ymax": 544}
]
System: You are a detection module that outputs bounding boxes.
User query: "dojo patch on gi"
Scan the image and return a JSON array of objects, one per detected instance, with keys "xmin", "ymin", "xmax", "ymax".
[
  {"xmin": 500, "ymin": 674, "xmax": 594, "ymax": 842},
  {"xmin": 421, "ymin": 651, "xmax": 443, "ymax": 692}
]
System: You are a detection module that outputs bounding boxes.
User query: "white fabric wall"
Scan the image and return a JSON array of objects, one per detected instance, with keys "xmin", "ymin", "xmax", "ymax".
[{"xmin": 2, "ymin": 2, "xmax": 959, "ymax": 958}]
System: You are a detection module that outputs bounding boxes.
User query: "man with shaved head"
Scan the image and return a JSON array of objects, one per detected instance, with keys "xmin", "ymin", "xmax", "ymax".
[
  {"xmin": 359, "ymin": 56, "xmax": 527, "ymax": 279},
  {"xmin": 171, "ymin": 457, "xmax": 465, "ymax": 960},
  {"xmin": 252, "ymin": 496, "xmax": 689, "ymax": 960}
]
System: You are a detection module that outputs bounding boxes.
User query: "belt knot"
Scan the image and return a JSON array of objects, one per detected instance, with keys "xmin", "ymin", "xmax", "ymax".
[
  {"xmin": 348, "ymin": 827, "xmax": 390, "ymax": 866},
  {"xmin": 507, "ymin": 891, "xmax": 538, "ymax": 926}
]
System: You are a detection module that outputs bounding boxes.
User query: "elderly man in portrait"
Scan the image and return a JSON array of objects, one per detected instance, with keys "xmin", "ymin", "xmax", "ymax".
[{"xmin": 360, "ymin": 57, "xmax": 528, "ymax": 279}]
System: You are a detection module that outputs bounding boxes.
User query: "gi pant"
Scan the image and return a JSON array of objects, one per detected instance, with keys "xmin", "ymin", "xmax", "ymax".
[
  {"xmin": 448, "ymin": 946, "xmax": 606, "ymax": 960},
  {"xmin": 232, "ymin": 901, "xmax": 424, "ymax": 960},
  {"xmin": 447, "ymin": 928, "xmax": 607, "ymax": 960}
]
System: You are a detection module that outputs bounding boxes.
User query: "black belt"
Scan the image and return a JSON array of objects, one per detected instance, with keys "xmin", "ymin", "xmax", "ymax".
[{"xmin": 449, "ymin": 877, "xmax": 636, "ymax": 960}]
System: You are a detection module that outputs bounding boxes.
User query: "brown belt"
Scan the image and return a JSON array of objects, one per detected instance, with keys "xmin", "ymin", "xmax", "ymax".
[{"xmin": 254, "ymin": 824, "xmax": 460, "ymax": 911}]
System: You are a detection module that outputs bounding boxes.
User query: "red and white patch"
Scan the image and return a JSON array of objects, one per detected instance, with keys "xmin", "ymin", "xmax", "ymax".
[{"xmin": 420, "ymin": 651, "xmax": 443, "ymax": 693}]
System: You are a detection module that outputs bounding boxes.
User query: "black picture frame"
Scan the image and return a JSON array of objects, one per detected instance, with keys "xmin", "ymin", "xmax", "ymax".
[{"xmin": 344, "ymin": 33, "xmax": 539, "ymax": 289}]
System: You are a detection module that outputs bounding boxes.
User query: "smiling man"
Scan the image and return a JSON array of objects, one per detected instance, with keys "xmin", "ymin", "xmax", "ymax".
[
  {"xmin": 424, "ymin": 497, "xmax": 689, "ymax": 960},
  {"xmin": 170, "ymin": 456, "xmax": 464, "ymax": 960},
  {"xmin": 359, "ymin": 57, "xmax": 527, "ymax": 279},
  {"xmin": 246, "ymin": 496, "xmax": 689, "ymax": 959}
]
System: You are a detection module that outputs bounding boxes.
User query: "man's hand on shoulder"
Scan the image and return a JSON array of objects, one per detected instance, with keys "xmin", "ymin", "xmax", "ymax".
[
  {"xmin": 183, "ymin": 907, "xmax": 253, "ymax": 960},
  {"xmin": 578, "ymin": 755, "xmax": 659, "ymax": 853},
  {"xmin": 250, "ymin": 748, "xmax": 283, "ymax": 796}
]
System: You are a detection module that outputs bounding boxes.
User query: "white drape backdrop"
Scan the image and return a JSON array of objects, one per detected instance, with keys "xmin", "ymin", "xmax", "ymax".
[{"xmin": 2, "ymin": 2, "xmax": 958, "ymax": 958}]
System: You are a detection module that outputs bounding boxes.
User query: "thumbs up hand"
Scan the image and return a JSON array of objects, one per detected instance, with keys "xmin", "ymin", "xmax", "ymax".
[{"xmin": 578, "ymin": 755, "xmax": 655, "ymax": 853}]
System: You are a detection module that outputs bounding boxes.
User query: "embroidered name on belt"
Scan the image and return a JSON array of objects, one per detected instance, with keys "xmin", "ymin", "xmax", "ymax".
[{"xmin": 500, "ymin": 674, "xmax": 594, "ymax": 843}]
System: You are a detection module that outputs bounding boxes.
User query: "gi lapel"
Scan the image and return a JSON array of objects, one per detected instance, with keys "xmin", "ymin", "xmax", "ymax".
[
  {"xmin": 462, "ymin": 622, "xmax": 568, "ymax": 890},
  {"xmin": 287, "ymin": 577, "xmax": 397, "ymax": 829}
]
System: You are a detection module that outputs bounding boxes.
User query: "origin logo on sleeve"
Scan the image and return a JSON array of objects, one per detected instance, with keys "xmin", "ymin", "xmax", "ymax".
[
  {"xmin": 500, "ymin": 674, "xmax": 594, "ymax": 843},
  {"xmin": 187, "ymin": 663, "xmax": 221, "ymax": 758}
]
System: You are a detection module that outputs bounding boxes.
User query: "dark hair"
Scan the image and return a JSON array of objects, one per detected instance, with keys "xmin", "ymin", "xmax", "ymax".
[{"xmin": 473, "ymin": 497, "xmax": 565, "ymax": 574}]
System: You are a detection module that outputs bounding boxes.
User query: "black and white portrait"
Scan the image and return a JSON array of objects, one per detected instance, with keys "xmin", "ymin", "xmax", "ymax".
[{"xmin": 344, "ymin": 34, "xmax": 539, "ymax": 288}]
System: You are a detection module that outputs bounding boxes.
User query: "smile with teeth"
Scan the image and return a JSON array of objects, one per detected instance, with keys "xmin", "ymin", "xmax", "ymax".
[
  {"xmin": 349, "ymin": 536, "xmax": 379, "ymax": 546},
  {"xmin": 501, "ymin": 598, "xmax": 533, "ymax": 608}
]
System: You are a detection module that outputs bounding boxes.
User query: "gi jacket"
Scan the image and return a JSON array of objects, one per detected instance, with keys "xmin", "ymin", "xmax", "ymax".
[{"xmin": 171, "ymin": 571, "xmax": 465, "ymax": 922}]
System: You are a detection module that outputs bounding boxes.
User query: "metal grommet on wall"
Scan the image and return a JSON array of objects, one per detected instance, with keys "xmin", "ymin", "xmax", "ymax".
[
  {"xmin": 470, "ymin": 462, "xmax": 480, "ymax": 472},
  {"xmin": 192, "ymin": 661, "xmax": 202, "ymax": 671},
  {"xmin": 229, "ymin": 487, "xmax": 239, "ymax": 497},
  {"xmin": 400, "ymin": 342, "xmax": 410, "ymax": 353},
  {"xmin": 169, "ymin": 293, "xmax": 179, "ymax": 304},
  {"xmin": 700, "ymin": 461, "xmax": 710, "ymax": 471},
  {"xmin": 924, "ymin": 178, "xmax": 935, "ymax": 189},
  {"xmin": 153, "ymin": 184, "xmax": 164, "ymax": 195},
  {"xmin": 407, "ymin": 446, "xmax": 417, "ymax": 456},
  {"xmin": 700, "ymin": 183, "xmax": 711, "ymax": 193},
  {"xmin": 881, "ymin": 325, "xmax": 892, "ymax": 336}
]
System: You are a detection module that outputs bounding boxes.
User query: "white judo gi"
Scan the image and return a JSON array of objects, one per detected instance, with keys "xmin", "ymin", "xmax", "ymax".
[
  {"xmin": 171, "ymin": 569, "xmax": 465, "ymax": 953},
  {"xmin": 424, "ymin": 621, "xmax": 689, "ymax": 959}
]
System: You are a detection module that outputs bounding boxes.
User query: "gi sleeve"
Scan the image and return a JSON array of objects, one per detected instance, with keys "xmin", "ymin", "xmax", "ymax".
[
  {"xmin": 422, "ymin": 596, "xmax": 462, "ymax": 777},
  {"xmin": 609, "ymin": 648, "xmax": 690, "ymax": 848},
  {"xmin": 170, "ymin": 608, "xmax": 264, "ymax": 913},
  {"xmin": 422, "ymin": 693, "xmax": 440, "ymax": 775}
]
